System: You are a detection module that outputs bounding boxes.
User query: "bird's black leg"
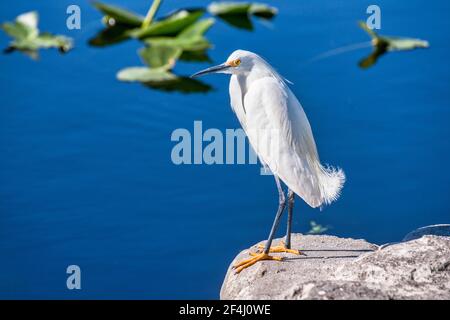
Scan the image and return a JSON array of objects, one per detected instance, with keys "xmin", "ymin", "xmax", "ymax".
[
  {"xmin": 263, "ymin": 175, "xmax": 286, "ymax": 254},
  {"xmin": 285, "ymin": 189, "xmax": 295, "ymax": 249},
  {"xmin": 233, "ymin": 176, "xmax": 299, "ymax": 273},
  {"xmin": 254, "ymin": 186, "xmax": 300, "ymax": 254}
]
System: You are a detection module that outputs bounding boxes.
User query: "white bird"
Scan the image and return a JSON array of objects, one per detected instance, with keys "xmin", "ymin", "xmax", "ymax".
[{"xmin": 192, "ymin": 50, "xmax": 345, "ymax": 273}]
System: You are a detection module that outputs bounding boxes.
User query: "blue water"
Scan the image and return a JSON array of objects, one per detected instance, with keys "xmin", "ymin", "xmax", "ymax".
[{"xmin": 0, "ymin": 0, "xmax": 449, "ymax": 299}]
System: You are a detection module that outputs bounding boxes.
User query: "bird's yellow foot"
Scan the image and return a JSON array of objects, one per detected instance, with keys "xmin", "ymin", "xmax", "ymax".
[
  {"xmin": 257, "ymin": 242, "xmax": 303, "ymax": 255},
  {"xmin": 233, "ymin": 253, "xmax": 282, "ymax": 273}
]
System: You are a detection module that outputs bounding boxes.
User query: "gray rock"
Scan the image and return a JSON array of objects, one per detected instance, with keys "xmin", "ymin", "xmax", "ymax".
[
  {"xmin": 283, "ymin": 280, "xmax": 390, "ymax": 300},
  {"xmin": 220, "ymin": 234, "xmax": 377, "ymax": 299},
  {"xmin": 332, "ymin": 235, "xmax": 450, "ymax": 299},
  {"xmin": 220, "ymin": 234, "xmax": 450, "ymax": 300},
  {"xmin": 403, "ymin": 224, "xmax": 450, "ymax": 242}
]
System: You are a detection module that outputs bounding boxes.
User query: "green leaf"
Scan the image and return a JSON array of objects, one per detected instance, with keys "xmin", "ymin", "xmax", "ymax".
[
  {"xmin": 144, "ymin": 19, "xmax": 214, "ymax": 51},
  {"xmin": 358, "ymin": 21, "xmax": 378, "ymax": 39},
  {"xmin": 208, "ymin": 2, "xmax": 251, "ymax": 15},
  {"xmin": 359, "ymin": 45, "xmax": 387, "ymax": 69},
  {"xmin": 179, "ymin": 49, "xmax": 212, "ymax": 63},
  {"xmin": 178, "ymin": 18, "xmax": 215, "ymax": 38},
  {"xmin": 89, "ymin": 25, "xmax": 130, "ymax": 47},
  {"xmin": 359, "ymin": 36, "xmax": 429, "ymax": 69},
  {"xmin": 11, "ymin": 34, "xmax": 73, "ymax": 53},
  {"xmin": 358, "ymin": 21, "xmax": 429, "ymax": 52},
  {"xmin": 208, "ymin": 2, "xmax": 276, "ymax": 30},
  {"xmin": 214, "ymin": 14, "xmax": 253, "ymax": 30},
  {"xmin": 118, "ymin": 17, "xmax": 214, "ymax": 86},
  {"xmin": 130, "ymin": 9, "xmax": 204, "ymax": 39},
  {"xmin": 208, "ymin": 2, "xmax": 277, "ymax": 18},
  {"xmin": 16, "ymin": 11, "xmax": 38, "ymax": 29},
  {"xmin": 358, "ymin": 21, "xmax": 429, "ymax": 69},
  {"xmin": 1, "ymin": 22, "xmax": 32, "ymax": 40},
  {"xmin": 307, "ymin": 221, "xmax": 329, "ymax": 235},
  {"xmin": 1, "ymin": 11, "xmax": 73, "ymax": 57},
  {"xmin": 139, "ymin": 45, "xmax": 182, "ymax": 69},
  {"xmin": 145, "ymin": 36, "xmax": 211, "ymax": 51},
  {"xmin": 93, "ymin": 1, "xmax": 144, "ymax": 27},
  {"xmin": 117, "ymin": 67, "xmax": 177, "ymax": 82},
  {"xmin": 384, "ymin": 37, "xmax": 429, "ymax": 51},
  {"xmin": 1, "ymin": 11, "xmax": 39, "ymax": 41},
  {"xmin": 249, "ymin": 3, "xmax": 277, "ymax": 18},
  {"xmin": 34, "ymin": 33, "xmax": 73, "ymax": 52}
]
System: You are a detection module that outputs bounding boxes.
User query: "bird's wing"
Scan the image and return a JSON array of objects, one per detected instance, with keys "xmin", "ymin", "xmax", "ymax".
[{"xmin": 243, "ymin": 77, "xmax": 344, "ymax": 207}]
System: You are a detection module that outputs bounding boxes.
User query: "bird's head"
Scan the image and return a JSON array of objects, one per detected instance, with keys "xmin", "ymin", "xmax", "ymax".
[{"xmin": 191, "ymin": 50, "xmax": 257, "ymax": 78}]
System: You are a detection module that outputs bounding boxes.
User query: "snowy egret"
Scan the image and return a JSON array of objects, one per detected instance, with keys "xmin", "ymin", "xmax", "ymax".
[{"xmin": 192, "ymin": 50, "xmax": 345, "ymax": 273}]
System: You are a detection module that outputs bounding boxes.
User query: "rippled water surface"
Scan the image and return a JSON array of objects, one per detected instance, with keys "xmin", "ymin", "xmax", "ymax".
[{"xmin": 0, "ymin": 0, "xmax": 449, "ymax": 298}]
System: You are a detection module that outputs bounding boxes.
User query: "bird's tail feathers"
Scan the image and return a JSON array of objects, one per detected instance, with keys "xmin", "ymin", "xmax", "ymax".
[{"xmin": 318, "ymin": 165, "xmax": 346, "ymax": 205}]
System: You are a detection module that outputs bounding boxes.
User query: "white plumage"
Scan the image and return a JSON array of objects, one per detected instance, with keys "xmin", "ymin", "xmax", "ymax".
[
  {"xmin": 192, "ymin": 49, "xmax": 346, "ymax": 272},
  {"xmin": 227, "ymin": 50, "xmax": 345, "ymax": 208}
]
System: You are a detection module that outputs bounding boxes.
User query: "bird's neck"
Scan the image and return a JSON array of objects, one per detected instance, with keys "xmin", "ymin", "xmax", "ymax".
[{"xmin": 241, "ymin": 66, "xmax": 280, "ymax": 89}]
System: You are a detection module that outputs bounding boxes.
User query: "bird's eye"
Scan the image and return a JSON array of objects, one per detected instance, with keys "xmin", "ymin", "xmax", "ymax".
[{"xmin": 234, "ymin": 59, "xmax": 241, "ymax": 66}]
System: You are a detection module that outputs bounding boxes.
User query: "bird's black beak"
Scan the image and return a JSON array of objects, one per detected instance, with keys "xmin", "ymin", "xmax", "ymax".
[{"xmin": 191, "ymin": 63, "xmax": 230, "ymax": 78}]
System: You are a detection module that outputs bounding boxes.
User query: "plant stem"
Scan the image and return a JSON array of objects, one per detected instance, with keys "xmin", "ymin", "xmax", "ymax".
[{"xmin": 142, "ymin": 0, "xmax": 162, "ymax": 29}]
